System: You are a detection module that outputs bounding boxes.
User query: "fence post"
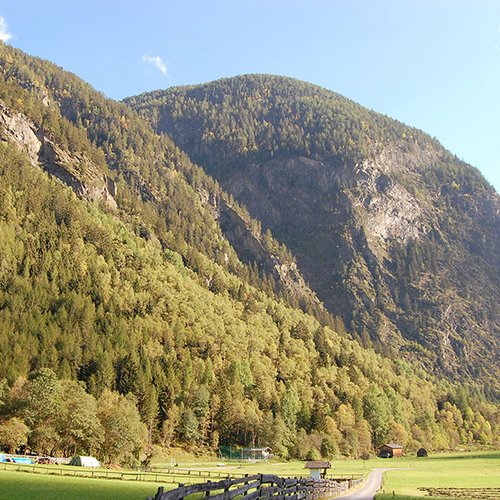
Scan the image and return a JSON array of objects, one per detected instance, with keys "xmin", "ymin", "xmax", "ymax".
[
  {"xmin": 156, "ymin": 486, "xmax": 164, "ymax": 500},
  {"xmin": 224, "ymin": 480, "xmax": 230, "ymax": 495}
]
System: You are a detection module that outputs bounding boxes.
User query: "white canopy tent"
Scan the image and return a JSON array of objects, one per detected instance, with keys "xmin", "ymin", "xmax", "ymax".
[{"xmin": 69, "ymin": 455, "xmax": 100, "ymax": 467}]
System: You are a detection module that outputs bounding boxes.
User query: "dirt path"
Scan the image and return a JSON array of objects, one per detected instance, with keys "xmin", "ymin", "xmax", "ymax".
[{"xmin": 335, "ymin": 468, "xmax": 399, "ymax": 500}]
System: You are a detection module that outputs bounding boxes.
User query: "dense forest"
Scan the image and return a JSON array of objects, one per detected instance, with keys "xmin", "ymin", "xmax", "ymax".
[
  {"xmin": 127, "ymin": 75, "xmax": 500, "ymax": 395},
  {"xmin": 0, "ymin": 46, "xmax": 325, "ymax": 318},
  {"xmin": 126, "ymin": 75, "xmax": 445, "ymax": 166},
  {"xmin": 0, "ymin": 45, "xmax": 498, "ymax": 464},
  {"xmin": 0, "ymin": 142, "xmax": 496, "ymax": 462}
]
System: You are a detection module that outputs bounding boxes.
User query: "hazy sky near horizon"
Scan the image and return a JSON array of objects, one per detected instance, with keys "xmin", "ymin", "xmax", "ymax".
[{"xmin": 1, "ymin": 0, "xmax": 499, "ymax": 192}]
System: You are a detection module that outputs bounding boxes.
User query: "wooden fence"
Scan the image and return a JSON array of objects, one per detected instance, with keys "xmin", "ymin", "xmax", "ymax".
[
  {"xmin": 1, "ymin": 461, "xmax": 364, "ymax": 498},
  {"xmin": 0, "ymin": 461, "xmax": 218, "ymax": 485},
  {"xmin": 148, "ymin": 473, "xmax": 365, "ymax": 500},
  {"xmin": 141, "ymin": 466, "xmax": 248, "ymax": 480}
]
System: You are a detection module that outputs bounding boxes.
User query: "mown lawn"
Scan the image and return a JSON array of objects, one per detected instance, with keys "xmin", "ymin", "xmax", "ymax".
[
  {"xmin": 0, "ymin": 469, "xmax": 172, "ymax": 500},
  {"xmin": 375, "ymin": 450, "xmax": 500, "ymax": 500}
]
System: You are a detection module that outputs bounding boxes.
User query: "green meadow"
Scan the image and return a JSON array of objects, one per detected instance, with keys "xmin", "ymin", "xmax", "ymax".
[
  {"xmin": 0, "ymin": 451, "xmax": 498, "ymax": 499},
  {"xmin": 375, "ymin": 451, "xmax": 500, "ymax": 500},
  {"xmin": 0, "ymin": 469, "xmax": 170, "ymax": 500}
]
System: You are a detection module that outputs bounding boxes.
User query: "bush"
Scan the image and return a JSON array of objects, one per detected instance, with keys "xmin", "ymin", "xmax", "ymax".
[{"xmin": 306, "ymin": 447, "xmax": 321, "ymax": 461}]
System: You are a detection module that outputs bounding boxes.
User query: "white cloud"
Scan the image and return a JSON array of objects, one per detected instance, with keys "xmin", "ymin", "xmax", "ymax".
[
  {"xmin": 142, "ymin": 55, "xmax": 167, "ymax": 76},
  {"xmin": 0, "ymin": 15, "xmax": 12, "ymax": 43}
]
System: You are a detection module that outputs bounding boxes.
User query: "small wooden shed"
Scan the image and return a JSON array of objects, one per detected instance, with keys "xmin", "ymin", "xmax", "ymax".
[
  {"xmin": 379, "ymin": 443, "xmax": 403, "ymax": 458},
  {"xmin": 245, "ymin": 447, "xmax": 273, "ymax": 460},
  {"xmin": 304, "ymin": 460, "xmax": 331, "ymax": 480}
]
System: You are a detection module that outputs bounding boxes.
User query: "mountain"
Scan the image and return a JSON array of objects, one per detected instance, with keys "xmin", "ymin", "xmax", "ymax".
[
  {"xmin": 0, "ymin": 50, "xmax": 329, "ymax": 317},
  {"xmin": 126, "ymin": 75, "xmax": 500, "ymax": 395},
  {"xmin": 0, "ymin": 44, "xmax": 497, "ymax": 461}
]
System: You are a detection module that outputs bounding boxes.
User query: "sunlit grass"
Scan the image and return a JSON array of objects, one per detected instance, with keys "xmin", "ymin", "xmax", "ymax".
[
  {"xmin": 375, "ymin": 450, "xmax": 500, "ymax": 499},
  {"xmin": 0, "ymin": 469, "xmax": 173, "ymax": 500},
  {"xmin": 0, "ymin": 450, "xmax": 497, "ymax": 499}
]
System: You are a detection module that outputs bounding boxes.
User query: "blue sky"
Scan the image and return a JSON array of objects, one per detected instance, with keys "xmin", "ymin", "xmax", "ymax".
[{"xmin": 1, "ymin": 0, "xmax": 499, "ymax": 192}]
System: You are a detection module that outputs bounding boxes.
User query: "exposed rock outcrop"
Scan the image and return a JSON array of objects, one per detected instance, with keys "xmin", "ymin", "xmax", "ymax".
[
  {"xmin": 0, "ymin": 99, "xmax": 116, "ymax": 209},
  {"xmin": 196, "ymin": 183, "xmax": 324, "ymax": 310}
]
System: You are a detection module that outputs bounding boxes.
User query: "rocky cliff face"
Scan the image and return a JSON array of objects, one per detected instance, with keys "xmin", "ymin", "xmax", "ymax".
[
  {"xmin": 205, "ymin": 150, "xmax": 499, "ymax": 389},
  {"xmin": 0, "ymin": 100, "xmax": 116, "ymax": 208},
  {"xmin": 194, "ymin": 182, "xmax": 324, "ymax": 310},
  {"xmin": 127, "ymin": 75, "xmax": 500, "ymax": 393}
]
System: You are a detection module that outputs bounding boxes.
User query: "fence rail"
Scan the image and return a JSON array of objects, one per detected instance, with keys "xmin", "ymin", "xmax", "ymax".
[
  {"xmin": 141, "ymin": 466, "xmax": 248, "ymax": 480},
  {"xmin": 1, "ymin": 461, "xmax": 364, "ymax": 498},
  {"xmin": 148, "ymin": 473, "xmax": 365, "ymax": 500},
  {"xmin": 0, "ymin": 462, "xmax": 212, "ymax": 485},
  {"xmin": 139, "ymin": 467, "xmax": 361, "ymax": 482}
]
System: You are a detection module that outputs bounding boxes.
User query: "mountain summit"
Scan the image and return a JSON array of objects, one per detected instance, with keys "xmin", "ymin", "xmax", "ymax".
[{"xmin": 126, "ymin": 75, "xmax": 500, "ymax": 393}]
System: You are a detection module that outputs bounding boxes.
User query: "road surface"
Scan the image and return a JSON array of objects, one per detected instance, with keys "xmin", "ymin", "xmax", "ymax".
[{"xmin": 335, "ymin": 468, "xmax": 390, "ymax": 500}]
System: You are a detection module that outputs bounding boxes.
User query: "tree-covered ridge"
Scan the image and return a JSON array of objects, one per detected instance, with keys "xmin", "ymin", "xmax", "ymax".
[
  {"xmin": 0, "ymin": 142, "xmax": 497, "ymax": 461},
  {"xmin": 125, "ymin": 74, "xmax": 450, "ymax": 170},
  {"xmin": 126, "ymin": 74, "xmax": 492, "ymax": 195},
  {"xmin": 127, "ymin": 75, "xmax": 499, "ymax": 395},
  {"xmin": 0, "ymin": 43, "xmax": 323, "ymax": 317}
]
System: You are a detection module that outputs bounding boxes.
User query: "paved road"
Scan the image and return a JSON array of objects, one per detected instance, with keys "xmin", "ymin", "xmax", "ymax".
[{"xmin": 335, "ymin": 468, "xmax": 389, "ymax": 500}]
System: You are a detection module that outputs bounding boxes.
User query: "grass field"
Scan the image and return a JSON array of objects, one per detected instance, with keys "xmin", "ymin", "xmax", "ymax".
[
  {"xmin": 0, "ymin": 450, "xmax": 498, "ymax": 499},
  {"xmin": 0, "ymin": 469, "xmax": 171, "ymax": 500},
  {"xmin": 161, "ymin": 455, "xmax": 369, "ymax": 477},
  {"xmin": 375, "ymin": 450, "xmax": 500, "ymax": 500}
]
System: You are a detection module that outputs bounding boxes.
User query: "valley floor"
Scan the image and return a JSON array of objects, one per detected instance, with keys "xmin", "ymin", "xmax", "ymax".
[
  {"xmin": 0, "ymin": 450, "xmax": 498, "ymax": 500},
  {"xmin": 374, "ymin": 450, "xmax": 500, "ymax": 499}
]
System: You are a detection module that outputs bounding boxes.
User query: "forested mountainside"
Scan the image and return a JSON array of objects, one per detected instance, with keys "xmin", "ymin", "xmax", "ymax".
[
  {"xmin": 0, "ymin": 47, "xmax": 326, "ymax": 320},
  {"xmin": 126, "ymin": 75, "xmax": 500, "ymax": 396},
  {"xmin": 0, "ymin": 45, "xmax": 497, "ymax": 463}
]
